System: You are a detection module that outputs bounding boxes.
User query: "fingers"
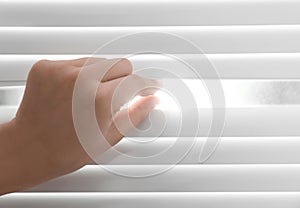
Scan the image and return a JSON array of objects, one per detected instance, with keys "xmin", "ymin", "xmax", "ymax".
[
  {"xmin": 67, "ymin": 57, "xmax": 133, "ymax": 82},
  {"xmin": 105, "ymin": 95, "xmax": 159, "ymax": 145},
  {"xmin": 36, "ymin": 57, "xmax": 133, "ymax": 82},
  {"xmin": 102, "ymin": 74, "xmax": 162, "ymax": 112},
  {"xmin": 100, "ymin": 58, "xmax": 133, "ymax": 82},
  {"xmin": 67, "ymin": 57, "xmax": 105, "ymax": 67}
]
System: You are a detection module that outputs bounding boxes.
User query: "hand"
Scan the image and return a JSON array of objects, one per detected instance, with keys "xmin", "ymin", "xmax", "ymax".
[{"xmin": 0, "ymin": 58, "xmax": 160, "ymax": 195}]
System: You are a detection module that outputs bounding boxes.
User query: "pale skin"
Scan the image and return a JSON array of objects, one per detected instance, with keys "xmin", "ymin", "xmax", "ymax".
[{"xmin": 0, "ymin": 58, "xmax": 160, "ymax": 196}]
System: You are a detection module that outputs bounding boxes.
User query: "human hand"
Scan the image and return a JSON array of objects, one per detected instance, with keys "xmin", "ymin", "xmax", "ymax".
[{"xmin": 0, "ymin": 58, "xmax": 160, "ymax": 194}]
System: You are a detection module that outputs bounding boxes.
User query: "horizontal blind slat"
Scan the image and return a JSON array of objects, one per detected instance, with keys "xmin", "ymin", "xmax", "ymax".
[
  {"xmin": 27, "ymin": 165, "xmax": 300, "ymax": 192},
  {"xmin": 2, "ymin": 192, "xmax": 300, "ymax": 208},
  {"xmin": 1, "ymin": 26, "xmax": 300, "ymax": 54},
  {"xmin": 1, "ymin": 0, "xmax": 300, "ymax": 26},
  {"xmin": 4, "ymin": 54, "xmax": 300, "ymax": 80},
  {"xmin": 99, "ymin": 137, "xmax": 300, "ymax": 165},
  {"xmin": 129, "ymin": 107, "xmax": 300, "ymax": 137}
]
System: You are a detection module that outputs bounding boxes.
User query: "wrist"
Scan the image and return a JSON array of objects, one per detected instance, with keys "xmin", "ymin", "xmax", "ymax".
[
  {"xmin": 0, "ymin": 119, "xmax": 51, "ymax": 195},
  {"xmin": 0, "ymin": 119, "xmax": 23, "ymax": 194}
]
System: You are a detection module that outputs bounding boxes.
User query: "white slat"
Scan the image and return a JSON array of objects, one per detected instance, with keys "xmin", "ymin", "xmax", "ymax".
[
  {"xmin": 1, "ymin": 26, "xmax": 300, "ymax": 54},
  {"xmin": 100, "ymin": 137, "xmax": 300, "ymax": 164},
  {"xmin": 130, "ymin": 107, "xmax": 300, "ymax": 137},
  {"xmin": 28, "ymin": 165, "xmax": 300, "ymax": 192},
  {"xmin": 2, "ymin": 192, "xmax": 300, "ymax": 208},
  {"xmin": 1, "ymin": 0, "xmax": 300, "ymax": 26},
  {"xmin": 3, "ymin": 54, "xmax": 300, "ymax": 81},
  {"xmin": 0, "ymin": 86, "xmax": 24, "ymax": 105}
]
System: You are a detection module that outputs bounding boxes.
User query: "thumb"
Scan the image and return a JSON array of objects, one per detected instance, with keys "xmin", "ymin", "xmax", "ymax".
[{"xmin": 105, "ymin": 95, "xmax": 159, "ymax": 145}]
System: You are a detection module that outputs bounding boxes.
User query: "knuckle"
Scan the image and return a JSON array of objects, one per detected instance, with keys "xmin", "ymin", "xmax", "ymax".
[
  {"xmin": 35, "ymin": 59, "xmax": 49, "ymax": 66},
  {"xmin": 31, "ymin": 59, "xmax": 49, "ymax": 72},
  {"xmin": 29, "ymin": 59, "xmax": 51, "ymax": 79},
  {"xmin": 120, "ymin": 58, "xmax": 133, "ymax": 73},
  {"xmin": 29, "ymin": 59, "xmax": 78, "ymax": 84}
]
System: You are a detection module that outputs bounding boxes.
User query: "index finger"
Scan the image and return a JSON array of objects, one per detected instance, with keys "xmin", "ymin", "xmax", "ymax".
[{"xmin": 81, "ymin": 58, "xmax": 133, "ymax": 82}]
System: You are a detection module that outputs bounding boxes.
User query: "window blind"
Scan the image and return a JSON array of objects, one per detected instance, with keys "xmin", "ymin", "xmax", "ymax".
[{"xmin": 1, "ymin": 0, "xmax": 300, "ymax": 207}]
